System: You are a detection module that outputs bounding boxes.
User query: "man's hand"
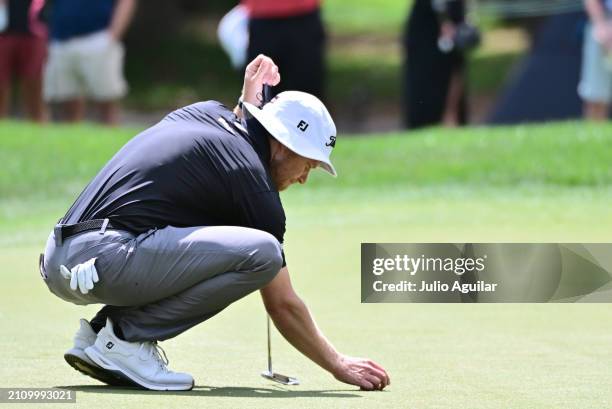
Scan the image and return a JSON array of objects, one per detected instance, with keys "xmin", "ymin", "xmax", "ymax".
[
  {"xmin": 240, "ymin": 54, "xmax": 281, "ymax": 107},
  {"xmin": 332, "ymin": 354, "xmax": 390, "ymax": 391},
  {"xmin": 261, "ymin": 267, "xmax": 391, "ymax": 392},
  {"xmin": 60, "ymin": 258, "xmax": 99, "ymax": 295},
  {"xmin": 594, "ymin": 21, "xmax": 612, "ymax": 52},
  {"xmin": 439, "ymin": 20, "xmax": 457, "ymax": 41}
]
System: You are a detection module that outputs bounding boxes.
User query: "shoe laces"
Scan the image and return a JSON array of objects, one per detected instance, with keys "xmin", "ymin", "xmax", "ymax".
[{"xmin": 140, "ymin": 341, "xmax": 169, "ymax": 372}]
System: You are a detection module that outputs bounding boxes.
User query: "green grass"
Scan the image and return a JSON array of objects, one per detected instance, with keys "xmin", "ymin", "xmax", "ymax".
[
  {"xmin": 323, "ymin": 0, "xmax": 411, "ymax": 35},
  {"xmin": 1, "ymin": 120, "xmax": 612, "ymax": 408},
  {"xmin": 4, "ymin": 121, "xmax": 609, "ymax": 199}
]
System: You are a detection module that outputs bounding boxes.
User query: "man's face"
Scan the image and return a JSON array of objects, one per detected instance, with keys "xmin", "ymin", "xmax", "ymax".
[{"xmin": 269, "ymin": 147, "xmax": 319, "ymax": 191}]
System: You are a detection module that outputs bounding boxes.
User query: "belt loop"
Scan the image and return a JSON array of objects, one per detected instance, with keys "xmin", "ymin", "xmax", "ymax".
[
  {"xmin": 99, "ymin": 218, "xmax": 109, "ymax": 235},
  {"xmin": 54, "ymin": 224, "xmax": 63, "ymax": 246}
]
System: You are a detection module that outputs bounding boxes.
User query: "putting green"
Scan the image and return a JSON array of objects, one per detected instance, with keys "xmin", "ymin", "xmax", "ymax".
[{"xmin": 1, "ymin": 121, "xmax": 611, "ymax": 408}]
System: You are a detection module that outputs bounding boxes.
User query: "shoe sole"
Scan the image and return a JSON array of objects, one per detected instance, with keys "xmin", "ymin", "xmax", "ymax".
[
  {"xmin": 85, "ymin": 346, "xmax": 194, "ymax": 391},
  {"xmin": 64, "ymin": 352, "xmax": 136, "ymax": 387}
]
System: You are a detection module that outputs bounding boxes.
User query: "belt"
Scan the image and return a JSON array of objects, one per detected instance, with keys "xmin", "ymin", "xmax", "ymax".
[{"xmin": 54, "ymin": 218, "xmax": 116, "ymax": 246}]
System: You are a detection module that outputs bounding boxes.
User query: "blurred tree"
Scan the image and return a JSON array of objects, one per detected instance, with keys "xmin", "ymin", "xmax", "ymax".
[{"xmin": 125, "ymin": 0, "xmax": 235, "ymax": 45}]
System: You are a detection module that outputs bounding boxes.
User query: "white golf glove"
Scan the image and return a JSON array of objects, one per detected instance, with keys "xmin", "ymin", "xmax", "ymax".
[{"xmin": 60, "ymin": 258, "xmax": 99, "ymax": 294}]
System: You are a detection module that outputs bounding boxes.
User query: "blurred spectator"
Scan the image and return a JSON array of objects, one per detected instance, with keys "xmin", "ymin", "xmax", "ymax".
[
  {"xmin": 0, "ymin": 0, "xmax": 47, "ymax": 122},
  {"xmin": 243, "ymin": 0, "xmax": 326, "ymax": 100},
  {"xmin": 43, "ymin": 0, "xmax": 136, "ymax": 125},
  {"xmin": 579, "ymin": 0, "xmax": 612, "ymax": 120},
  {"xmin": 402, "ymin": 0, "xmax": 478, "ymax": 129}
]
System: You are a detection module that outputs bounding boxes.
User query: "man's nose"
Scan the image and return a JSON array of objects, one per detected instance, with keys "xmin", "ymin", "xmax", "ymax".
[{"xmin": 298, "ymin": 171, "xmax": 309, "ymax": 184}]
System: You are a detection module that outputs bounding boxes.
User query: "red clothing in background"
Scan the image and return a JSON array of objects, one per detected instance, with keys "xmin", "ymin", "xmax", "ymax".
[
  {"xmin": 0, "ymin": 36, "xmax": 46, "ymax": 82},
  {"xmin": 0, "ymin": 0, "xmax": 47, "ymax": 83},
  {"xmin": 242, "ymin": 0, "xmax": 319, "ymax": 18}
]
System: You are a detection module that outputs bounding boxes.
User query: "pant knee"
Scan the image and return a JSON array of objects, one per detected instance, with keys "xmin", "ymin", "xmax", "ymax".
[{"xmin": 253, "ymin": 233, "xmax": 283, "ymax": 284}]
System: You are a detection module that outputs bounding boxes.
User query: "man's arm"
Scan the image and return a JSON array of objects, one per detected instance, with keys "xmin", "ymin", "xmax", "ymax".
[
  {"xmin": 260, "ymin": 267, "xmax": 390, "ymax": 390},
  {"xmin": 585, "ymin": 0, "xmax": 612, "ymax": 51},
  {"xmin": 109, "ymin": 0, "xmax": 137, "ymax": 41},
  {"xmin": 585, "ymin": 0, "xmax": 607, "ymax": 24}
]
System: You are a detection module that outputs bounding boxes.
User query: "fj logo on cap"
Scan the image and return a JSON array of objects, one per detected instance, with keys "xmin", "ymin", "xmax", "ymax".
[
  {"xmin": 106, "ymin": 341, "xmax": 114, "ymax": 350},
  {"xmin": 325, "ymin": 136, "xmax": 336, "ymax": 148},
  {"xmin": 297, "ymin": 120, "xmax": 309, "ymax": 132}
]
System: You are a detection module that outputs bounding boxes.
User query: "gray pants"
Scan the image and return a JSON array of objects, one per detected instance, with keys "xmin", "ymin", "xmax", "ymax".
[{"xmin": 42, "ymin": 225, "xmax": 283, "ymax": 342}]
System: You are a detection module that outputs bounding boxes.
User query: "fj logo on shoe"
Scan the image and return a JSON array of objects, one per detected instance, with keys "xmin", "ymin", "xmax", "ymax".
[
  {"xmin": 106, "ymin": 341, "xmax": 114, "ymax": 350},
  {"xmin": 297, "ymin": 120, "xmax": 309, "ymax": 132},
  {"xmin": 325, "ymin": 136, "xmax": 336, "ymax": 148}
]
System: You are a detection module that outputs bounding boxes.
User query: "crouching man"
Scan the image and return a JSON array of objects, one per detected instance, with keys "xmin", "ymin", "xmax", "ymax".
[{"xmin": 40, "ymin": 55, "xmax": 390, "ymax": 391}]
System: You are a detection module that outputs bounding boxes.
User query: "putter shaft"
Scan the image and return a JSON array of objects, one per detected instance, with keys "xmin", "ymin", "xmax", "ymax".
[
  {"xmin": 263, "ymin": 314, "xmax": 299, "ymax": 385},
  {"xmin": 267, "ymin": 314, "xmax": 272, "ymax": 373}
]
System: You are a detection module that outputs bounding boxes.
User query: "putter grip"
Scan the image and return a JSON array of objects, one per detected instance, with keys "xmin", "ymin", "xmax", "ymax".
[{"xmin": 262, "ymin": 84, "xmax": 272, "ymax": 104}]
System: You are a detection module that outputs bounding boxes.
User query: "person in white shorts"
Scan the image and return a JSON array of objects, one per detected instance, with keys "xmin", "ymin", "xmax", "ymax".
[
  {"xmin": 44, "ymin": 0, "xmax": 136, "ymax": 125},
  {"xmin": 579, "ymin": 0, "xmax": 612, "ymax": 120}
]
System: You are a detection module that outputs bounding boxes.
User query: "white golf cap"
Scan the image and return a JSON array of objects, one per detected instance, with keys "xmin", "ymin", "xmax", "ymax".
[{"xmin": 243, "ymin": 91, "xmax": 338, "ymax": 177}]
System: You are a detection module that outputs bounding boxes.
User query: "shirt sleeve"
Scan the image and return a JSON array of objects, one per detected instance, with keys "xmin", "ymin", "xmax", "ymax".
[{"xmin": 236, "ymin": 190, "xmax": 288, "ymax": 267}]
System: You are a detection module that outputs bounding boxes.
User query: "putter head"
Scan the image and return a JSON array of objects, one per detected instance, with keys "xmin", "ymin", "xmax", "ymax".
[{"xmin": 261, "ymin": 370, "xmax": 300, "ymax": 385}]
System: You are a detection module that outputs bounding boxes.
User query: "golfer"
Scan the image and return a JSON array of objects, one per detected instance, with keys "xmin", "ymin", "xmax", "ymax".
[{"xmin": 40, "ymin": 55, "xmax": 390, "ymax": 391}]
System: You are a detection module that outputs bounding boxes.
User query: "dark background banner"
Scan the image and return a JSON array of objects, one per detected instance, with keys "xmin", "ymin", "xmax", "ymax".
[{"xmin": 361, "ymin": 243, "xmax": 612, "ymax": 303}]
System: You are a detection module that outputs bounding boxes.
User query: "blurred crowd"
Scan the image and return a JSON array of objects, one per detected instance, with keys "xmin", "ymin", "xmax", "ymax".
[
  {"xmin": 580, "ymin": 0, "xmax": 612, "ymax": 120},
  {"xmin": 0, "ymin": 0, "xmax": 610, "ymax": 127},
  {"xmin": 0, "ymin": 0, "xmax": 135, "ymax": 125},
  {"xmin": 217, "ymin": 0, "xmax": 480, "ymax": 130}
]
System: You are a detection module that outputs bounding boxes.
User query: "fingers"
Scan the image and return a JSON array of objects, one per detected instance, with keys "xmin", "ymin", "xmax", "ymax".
[
  {"xmin": 60, "ymin": 265, "xmax": 71, "ymax": 280},
  {"xmin": 252, "ymin": 54, "xmax": 280, "ymax": 86},
  {"xmin": 64, "ymin": 259, "xmax": 99, "ymax": 294},
  {"xmin": 77, "ymin": 264, "xmax": 88, "ymax": 294},
  {"xmin": 368, "ymin": 360, "xmax": 390, "ymax": 385},
  {"xmin": 255, "ymin": 57, "xmax": 272, "ymax": 81},
  {"xmin": 356, "ymin": 359, "xmax": 390, "ymax": 391},
  {"xmin": 92, "ymin": 263, "xmax": 99, "ymax": 283},
  {"xmin": 361, "ymin": 374, "xmax": 383, "ymax": 391},
  {"xmin": 253, "ymin": 56, "xmax": 267, "ymax": 78},
  {"xmin": 367, "ymin": 366, "xmax": 388, "ymax": 389},
  {"xmin": 359, "ymin": 379, "xmax": 376, "ymax": 391},
  {"xmin": 84, "ymin": 259, "xmax": 96, "ymax": 291},
  {"xmin": 69, "ymin": 266, "xmax": 78, "ymax": 291},
  {"xmin": 244, "ymin": 54, "xmax": 265, "ymax": 77},
  {"xmin": 84, "ymin": 267, "xmax": 94, "ymax": 291},
  {"xmin": 267, "ymin": 65, "xmax": 281, "ymax": 86},
  {"xmin": 246, "ymin": 54, "xmax": 268, "ymax": 80}
]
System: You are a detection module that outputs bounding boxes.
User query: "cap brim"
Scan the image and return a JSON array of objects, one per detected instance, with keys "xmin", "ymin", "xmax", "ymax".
[{"xmin": 243, "ymin": 101, "xmax": 337, "ymax": 177}]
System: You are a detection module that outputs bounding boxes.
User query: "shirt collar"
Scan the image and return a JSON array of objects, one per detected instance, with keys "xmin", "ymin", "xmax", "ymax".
[{"xmin": 243, "ymin": 116, "xmax": 271, "ymax": 166}]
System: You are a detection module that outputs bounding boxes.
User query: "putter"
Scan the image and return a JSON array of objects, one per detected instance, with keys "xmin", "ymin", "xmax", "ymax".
[
  {"xmin": 261, "ymin": 315, "xmax": 300, "ymax": 385},
  {"xmin": 259, "ymin": 83, "xmax": 299, "ymax": 386},
  {"xmin": 262, "ymin": 83, "xmax": 272, "ymax": 106}
]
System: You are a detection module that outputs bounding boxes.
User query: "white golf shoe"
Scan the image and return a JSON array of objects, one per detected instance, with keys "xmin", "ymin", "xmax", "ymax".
[
  {"xmin": 84, "ymin": 318, "xmax": 194, "ymax": 391},
  {"xmin": 64, "ymin": 319, "xmax": 132, "ymax": 386}
]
